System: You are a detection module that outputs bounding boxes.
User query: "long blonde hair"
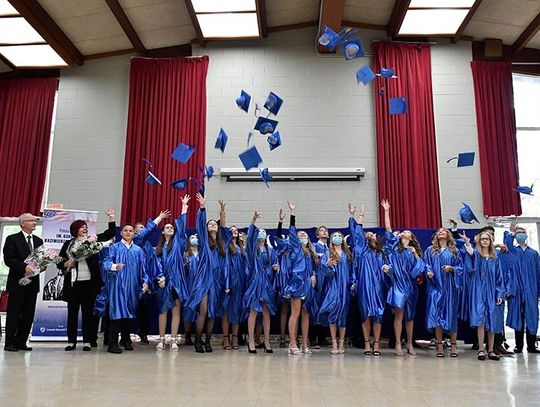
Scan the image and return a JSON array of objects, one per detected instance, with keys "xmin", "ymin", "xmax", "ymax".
[
  {"xmin": 475, "ymin": 232, "xmax": 497, "ymax": 259},
  {"xmin": 430, "ymin": 228, "xmax": 458, "ymax": 255},
  {"xmin": 329, "ymin": 232, "xmax": 352, "ymax": 264}
]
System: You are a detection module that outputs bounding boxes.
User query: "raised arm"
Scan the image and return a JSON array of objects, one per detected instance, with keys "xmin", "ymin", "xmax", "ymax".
[
  {"xmin": 173, "ymin": 195, "xmax": 190, "ymax": 253},
  {"xmin": 96, "ymin": 208, "xmax": 116, "ymax": 241},
  {"xmin": 381, "ymin": 199, "xmax": 391, "ymax": 232},
  {"xmin": 277, "ymin": 208, "xmax": 285, "ymax": 238},
  {"xmin": 219, "ymin": 200, "xmax": 226, "ymax": 228},
  {"xmin": 196, "ymin": 193, "xmax": 209, "ymax": 250}
]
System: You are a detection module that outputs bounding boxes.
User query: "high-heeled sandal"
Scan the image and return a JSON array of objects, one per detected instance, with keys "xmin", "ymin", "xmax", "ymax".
[
  {"xmin": 279, "ymin": 336, "xmax": 287, "ymax": 348},
  {"xmin": 436, "ymin": 341, "xmax": 445, "ymax": 358},
  {"xmin": 450, "ymin": 342, "xmax": 458, "ymax": 358},
  {"xmin": 338, "ymin": 338, "xmax": 345, "ymax": 354},
  {"xmin": 372, "ymin": 340, "xmax": 381, "ymax": 357},
  {"xmin": 247, "ymin": 343, "xmax": 257, "ymax": 354},
  {"xmin": 364, "ymin": 340, "xmax": 372, "ymax": 356},
  {"xmin": 288, "ymin": 346, "xmax": 302, "ymax": 355},
  {"xmin": 406, "ymin": 342, "xmax": 417, "ymax": 356},
  {"xmin": 231, "ymin": 335, "xmax": 239, "ymax": 350},
  {"xmin": 263, "ymin": 343, "xmax": 274, "ymax": 354},
  {"xmin": 222, "ymin": 335, "xmax": 231, "ymax": 350},
  {"xmin": 331, "ymin": 339, "xmax": 339, "ymax": 355},
  {"xmin": 488, "ymin": 351, "xmax": 500, "ymax": 361}
]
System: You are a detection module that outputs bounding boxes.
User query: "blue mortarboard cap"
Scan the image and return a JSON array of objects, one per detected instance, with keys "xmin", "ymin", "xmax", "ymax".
[
  {"xmin": 205, "ymin": 165, "xmax": 214, "ymax": 180},
  {"xmin": 235, "ymin": 90, "xmax": 251, "ymax": 113},
  {"xmin": 171, "ymin": 178, "xmax": 188, "ymax": 190},
  {"xmin": 267, "ymin": 131, "xmax": 282, "ymax": 151},
  {"xmin": 260, "ymin": 167, "xmax": 271, "ymax": 187},
  {"xmin": 239, "ymin": 146, "xmax": 263, "ymax": 170},
  {"xmin": 214, "ymin": 128, "xmax": 228, "ymax": 153},
  {"xmin": 343, "ymin": 39, "xmax": 364, "ymax": 60},
  {"xmin": 514, "ymin": 184, "xmax": 534, "ymax": 196},
  {"xmin": 451, "ymin": 152, "xmax": 476, "ymax": 167},
  {"xmin": 254, "ymin": 117, "xmax": 278, "ymax": 135},
  {"xmin": 389, "ymin": 97, "xmax": 407, "ymax": 115},
  {"xmin": 145, "ymin": 170, "xmax": 161, "ymax": 185},
  {"xmin": 459, "ymin": 202, "xmax": 479, "ymax": 224},
  {"xmin": 379, "ymin": 68, "xmax": 395, "ymax": 78},
  {"xmin": 171, "ymin": 143, "xmax": 195, "ymax": 164},
  {"xmin": 318, "ymin": 25, "xmax": 341, "ymax": 52},
  {"xmin": 356, "ymin": 64, "xmax": 376, "ymax": 85},
  {"xmin": 264, "ymin": 92, "xmax": 283, "ymax": 115}
]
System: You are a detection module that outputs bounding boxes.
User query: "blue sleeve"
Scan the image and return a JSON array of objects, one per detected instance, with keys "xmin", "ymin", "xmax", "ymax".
[
  {"xmin": 409, "ymin": 256, "xmax": 425, "ymax": 279},
  {"xmin": 349, "ymin": 217, "xmax": 367, "ymax": 254},
  {"xmin": 196, "ymin": 209, "xmax": 208, "ymax": 250},
  {"xmin": 536, "ymin": 252, "xmax": 540, "ymax": 298},
  {"xmin": 173, "ymin": 213, "xmax": 187, "ymax": 254},
  {"xmin": 495, "ymin": 258, "xmax": 505, "ymax": 300},
  {"xmin": 139, "ymin": 249, "xmax": 150, "ymax": 286},
  {"xmin": 104, "ymin": 244, "xmax": 116, "ymax": 277},
  {"xmin": 503, "ymin": 231, "xmax": 516, "ymax": 254},
  {"xmin": 246, "ymin": 224, "xmax": 258, "ymax": 270},
  {"xmin": 383, "ymin": 230, "xmax": 398, "ymax": 256},
  {"xmin": 452, "ymin": 251, "xmax": 464, "ymax": 289},
  {"xmin": 319, "ymin": 255, "xmax": 335, "ymax": 278},
  {"xmin": 134, "ymin": 219, "xmax": 156, "ymax": 246}
]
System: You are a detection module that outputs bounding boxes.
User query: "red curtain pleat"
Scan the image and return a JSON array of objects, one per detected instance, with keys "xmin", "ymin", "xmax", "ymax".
[
  {"xmin": 121, "ymin": 56, "xmax": 209, "ymax": 227},
  {"xmin": 0, "ymin": 77, "xmax": 57, "ymax": 217},
  {"xmin": 470, "ymin": 61, "xmax": 521, "ymax": 216},
  {"xmin": 372, "ymin": 42, "xmax": 442, "ymax": 228}
]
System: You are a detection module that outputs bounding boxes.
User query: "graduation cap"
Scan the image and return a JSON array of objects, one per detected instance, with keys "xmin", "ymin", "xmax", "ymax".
[
  {"xmin": 145, "ymin": 170, "xmax": 162, "ymax": 185},
  {"xmin": 377, "ymin": 68, "xmax": 396, "ymax": 78},
  {"xmin": 239, "ymin": 146, "xmax": 263, "ymax": 170},
  {"xmin": 264, "ymin": 92, "xmax": 283, "ymax": 115},
  {"xmin": 260, "ymin": 167, "xmax": 271, "ymax": 187},
  {"xmin": 318, "ymin": 25, "xmax": 342, "ymax": 52},
  {"xmin": 235, "ymin": 90, "xmax": 251, "ymax": 113},
  {"xmin": 514, "ymin": 184, "xmax": 534, "ymax": 196},
  {"xmin": 447, "ymin": 152, "xmax": 475, "ymax": 167},
  {"xmin": 343, "ymin": 39, "xmax": 364, "ymax": 60},
  {"xmin": 204, "ymin": 165, "xmax": 214, "ymax": 180},
  {"xmin": 254, "ymin": 117, "xmax": 278, "ymax": 135},
  {"xmin": 267, "ymin": 131, "xmax": 282, "ymax": 151},
  {"xmin": 459, "ymin": 202, "xmax": 479, "ymax": 224},
  {"xmin": 356, "ymin": 64, "xmax": 376, "ymax": 85},
  {"xmin": 171, "ymin": 178, "xmax": 188, "ymax": 190},
  {"xmin": 389, "ymin": 97, "xmax": 407, "ymax": 115},
  {"xmin": 214, "ymin": 128, "xmax": 228, "ymax": 153},
  {"xmin": 141, "ymin": 158, "xmax": 153, "ymax": 167},
  {"xmin": 171, "ymin": 143, "xmax": 195, "ymax": 164}
]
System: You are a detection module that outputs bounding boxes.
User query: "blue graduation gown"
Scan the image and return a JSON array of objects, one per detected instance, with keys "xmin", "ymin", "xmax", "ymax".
[
  {"xmin": 273, "ymin": 237, "xmax": 291, "ymax": 303},
  {"xmin": 133, "ymin": 218, "xmax": 163, "ymax": 283},
  {"xmin": 94, "ymin": 248, "xmax": 110, "ymax": 317},
  {"xmin": 185, "ymin": 209, "xmax": 217, "ymax": 317},
  {"xmin": 242, "ymin": 224, "xmax": 277, "ymax": 315},
  {"xmin": 183, "ymin": 253, "xmax": 199, "ymax": 322},
  {"xmin": 350, "ymin": 218, "xmax": 386, "ymax": 323},
  {"xmin": 313, "ymin": 241, "xmax": 330, "ymax": 310},
  {"xmin": 317, "ymin": 251, "xmax": 355, "ymax": 328},
  {"xmin": 211, "ymin": 227, "xmax": 231, "ymax": 319},
  {"xmin": 455, "ymin": 238, "xmax": 472, "ymax": 322},
  {"xmin": 465, "ymin": 250, "xmax": 505, "ymax": 333},
  {"xmin": 226, "ymin": 245, "xmax": 246, "ymax": 324},
  {"xmin": 103, "ymin": 242, "xmax": 149, "ymax": 320},
  {"xmin": 423, "ymin": 246, "xmax": 463, "ymax": 333},
  {"xmin": 155, "ymin": 214, "xmax": 189, "ymax": 314},
  {"xmin": 504, "ymin": 232, "xmax": 540, "ymax": 333},
  {"xmin": 383, "ymin": 231, "xmax": 425, "ymax": 322}
]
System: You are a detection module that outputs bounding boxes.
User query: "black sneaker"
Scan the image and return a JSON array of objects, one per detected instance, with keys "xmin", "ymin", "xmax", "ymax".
[
  {"xmin": 107, "ymin": 343, "xmax": 122, "ymax": 354},
  {"xmin": 194, "ymin": 340, "xmax": 205, "ymax": 353},
  {"xmin": 204, "ymin": 342, "xmax": 213, "ymax": 353}
]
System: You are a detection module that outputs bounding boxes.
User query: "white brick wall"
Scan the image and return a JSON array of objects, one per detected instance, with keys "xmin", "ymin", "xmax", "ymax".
[{"xmin": 46, "ymin": 28, "xmax": 484, "ymax": 230}]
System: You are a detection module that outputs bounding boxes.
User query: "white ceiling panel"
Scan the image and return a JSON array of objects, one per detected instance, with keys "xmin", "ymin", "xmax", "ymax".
[
  {"xmin": 265, "ymin": 0, "xmax": 319, "ymax": 27},
  {"xmin": 344, "ymin": 0, "xmax": 395, "ymax": 26},
  {"xmin": 39, "ymin": 0, "xmax": 111, "ymax": 20},
  {"xmin": 528, "ymin": 29, "xmax": 540, "ymax": 49}
]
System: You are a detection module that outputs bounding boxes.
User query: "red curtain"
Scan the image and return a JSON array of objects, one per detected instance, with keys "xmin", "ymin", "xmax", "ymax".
[
  {"xmin": 121, "ymin": 56, "xmax": 209, "ymax": 227},
  {"xmin": 0, "ymin": 78, "xmax": 57, "ymax": 217},
  {"xmin": 372, "ymin": 42, "xmax": 441, "ymax": 228},
  {"xmin": 470, "ymin": 61, "xmax": 521, "ymax": 216}
]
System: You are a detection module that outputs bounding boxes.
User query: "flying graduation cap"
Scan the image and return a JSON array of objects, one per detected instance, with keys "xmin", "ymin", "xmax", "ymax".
[
  {"xmin": 318, "ymin": 25, "xmax": 343, "ymax": 52},
  {"xmin": 267, "ymin": 131, "xmax": 282, "ymax": 151},
  {"xmin": 447, "ymin": 152, "xmax": 475, "ymax": 167},
  {"xmin": 204, "ymin": 165, "xmax": 214, "ymax": 181},
  {"xmin": 171, "ymin": 143, "xmax": 195, "ymax": 164},
  {"xmin": 356, "ymin": 64, "xmax": 376, "ymax": 85},
  {"xmin": 264, "ymin": 92, "xmax": 283, "ymax": 115},
  {"xmin": 171, "ymin": 178, "xmax": 188, "ymax": 190},
  {"xmin": 214, "ymin": 128, "xmax": 228, "ymax": 153},
  {"xmin": 343, "ymin": 39, "xmax": 364, "ymax": 60},
  {"xmin": 376, "ymin": 68, "xmax": 397, "ymax": 79},
  {"xmin": 239, "ymin": 146, "xmax": 263, "ymax": 170},
  {"xmin": 145, "ymin": 170, "xmax": 162, "ymax": 185},
  {"xmin": 389, "ymin": 97, "xmax": 407, "ymax": 115},
  {"xmin": 235, "ymin": 90, "xmax": 251, "ymax": 113},
  {"xmin": 514, "ymin": 184, "xmax": 534, "ymax": 196},
  {"xmin": 459, "ymin": 202, "xmax": 480, "ymax": 224},
  {"xmin": 260, "ymin": 167, "xmax": 272, "ymax": 188},
  {"xmin": 254, "ymin": 117, "xmax": 278, "ymax": 135}
]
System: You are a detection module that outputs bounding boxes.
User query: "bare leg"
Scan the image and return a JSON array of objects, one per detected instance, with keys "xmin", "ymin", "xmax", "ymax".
[
  {"xmin": 248, "ymin": 309, "xmax": 257, "ymax": 349},
  {"xmin": 487, "ymin": 332, "xmax": 495, "ymax": 353},
  {"xmin": 171, "ymin": 301, "xmax": 181, "ymax": 338},
  {"xmin": 195, "ymin": 295, "xmax": 208, "ymax": 343},
  {"xmin": 477, "ymin": 325, "xmax": 486, "ymax": 353},
  {"xmin": 450, "ymin": 331, "xmax": 458, "ymax": 356},
  {"xmin": 222, "ymin": 312, "xmax": 230, "ymax": 348},
  {"xmin": 330, "ymin": 324, "xmax": 338, "ymax": 354},
  {"xmin": 338, "ymin": 327, "xmax": 346, "ymax": 353},
  {"xmin": 300, "ymin": 307, "xmax": 310, "ymax": 350},
  {"xmin": 405, "ymin": 320, "xmax": 416, "ymax": 355},
  {"xmin": 394, "ymin": 307, "xmax": 404, "ymax": 356},
  {"xmin": 255, "ymin": 323, "xmax": 262, "ymax": 346},
  {"xmin": 262, "ymin": 304, "xmax": 272, "ymax": 350},
  {"xmin": 158, "ymin": 312, "xmax": 167, "ymax": 338},
  {"xmin": 288, "ymin": 299, "xmax": 301, "ymax": 349},
  {"xmin": 373, "ymin": 322, "xmax": 382, "ymax": 354},
  {"xmin": 231, "ymin": 323, "xmax": 239, "ymax": 349},
  {"xmin": 435, "ymin": 327, "xmax": 444, "ymax": 356},
  {"xmin": 362, "ymin": 318, "xmax": 372, "ymax": 354}
]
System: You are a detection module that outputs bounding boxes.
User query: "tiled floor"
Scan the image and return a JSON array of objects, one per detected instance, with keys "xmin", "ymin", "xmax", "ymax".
[{"xmin": 1, "ymin": 339, "xmax": 540, "ymax": 406}]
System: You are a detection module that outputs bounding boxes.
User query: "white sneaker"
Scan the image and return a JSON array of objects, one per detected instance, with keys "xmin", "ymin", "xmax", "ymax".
[
  {"xmin": 171, "ymin": 342, "xmax": 179, "ymax": 352},
  {"xmin": 156, "ymin": 341, "xmax": 165, "ymax": 351},
  {"xmin": 176, "ymin": 335, "xmax": 185, "ymax": 345},
  {"xmin": 302, "ymin": 347, "xmax": 313, "ymax": 355}
]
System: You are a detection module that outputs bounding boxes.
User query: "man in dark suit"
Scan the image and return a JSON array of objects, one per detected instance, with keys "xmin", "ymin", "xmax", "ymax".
[{"xmin": 3, "ymin": 213, "xmax": 44, "ymax": 352}]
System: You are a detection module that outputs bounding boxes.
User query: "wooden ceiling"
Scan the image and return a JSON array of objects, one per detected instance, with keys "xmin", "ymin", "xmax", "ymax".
[{"xmin": 1, "ymin": 0, "xmax": 539, "ymax": 73}]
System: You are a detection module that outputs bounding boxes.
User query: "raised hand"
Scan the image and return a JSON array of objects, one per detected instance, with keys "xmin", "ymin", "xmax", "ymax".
[
  {"xmin": 448, "ymin": 218, "xmax": 458, "ymax": 229},
  {"xmin": 105, "ymin": 208, "xmax": 115, "ymax": 218},
  {"xmin": 279, "ymin": 208, "xmax": 285, "ymax": 222},
  {"xmin": 381, "ymin": 199, "xmax": 390, "ymax": 211},
  {"xmin": 159, "ymin": 210, "xmax": 172, "ymax": 220},
  {"xmin": 509, "ymin": 220, "xmax": 518, "ymax": 233},
  {"xmin": 287, "ymin": 201, "xmax": 296, "ymax": 212},
  {"xmin": 458, "ymin": 231, "xmax": 470, "ymax": 245},
  {"xmin": 359, "ymin": 205, "xmax": 366, "ymax": 217},
  {"xmin": 442, "ymin": 265, "xmax": 454, "ymax": 273},
  {"xmin": 252, "ymin": 211, "xmax": 261, "ymax": 224},
  {"xmin": 382, "ymin": 264, "xmax": 392, "ymax": 274},
  {"xmin": 218, "ymin": 200, "xmax": 226, "ymax": 211},
  {"xmin": 181, "ymin": 194, "xmax": 191, "ymax": 205},
  {"xmin": 348, "ymin": 202, "xmax": 356, "ymax": 215},
  {"xmin": 196, "ymin": 192, "xmax": 205, "ymax": 208}
]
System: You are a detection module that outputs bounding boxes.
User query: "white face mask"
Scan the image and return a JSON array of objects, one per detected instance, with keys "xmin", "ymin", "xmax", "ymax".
[
  {"xmin": 190, "ymin": 237, "xmax": 199, "ymax": 247},
  {"xmin": 299, "ymin": 237, "xmax": 309, "ymax": 246}
]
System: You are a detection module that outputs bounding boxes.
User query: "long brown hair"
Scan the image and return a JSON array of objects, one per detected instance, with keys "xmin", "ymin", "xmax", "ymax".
[
  {"xmin": 207, "ymin": 219, "xmax": 226, "ymax": 257},
  {"xmin": 302, "ymin": 239, "xmax": 319, "ymax": 268},
  {"xmin": 156, "ymin": 234, "xmax": 173, "ymax": 257},
  {"xmin": 185, "ymin": 234, "xmax": 197, "ymax": 257},
  {"xmin": 398, "ymin": 231, "xmax": 423, "ymax": 257},
  {"xmin": 329, "ymin": 232, "xmax": 353, "ymax": 264},
  {"xmin": 229, "ymin": 226, "xmax": 246, "ymax": 256},
  {"xmin": 430, "ymin": 228, "xmax": 458, "ymax": 255}
]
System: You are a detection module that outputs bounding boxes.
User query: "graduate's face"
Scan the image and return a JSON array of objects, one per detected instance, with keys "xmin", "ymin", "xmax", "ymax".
[
  {"xmin": 436, "ymin": 228, "xmax": 449, "ymax": 240},
  {"xmin": 316, "ymin": 227, "xmax": 328, "ymax": 239},
  {"xmin": 121, "ymin": 226, "xmax": 135, "ymax": 242},
  {"xmin": 134, "ymin": 223, "xmax": 145, "ymax": 233},
  {"xmin": 163, "ymin": 223, "xmax": 175, "ymax": 237},
  {"xmin": 230, "ymin": 226, "xmax": 239, "ymax": 238},
  {"xmin": 365, "ymin": 231, "xmax": 376, "ymax": 241},
  {"xmin": 400, "ymin": 230, "xmax": 412, "ymax": 240},
  {"xmin": 478, "ymin": 232, "xmax": 492, "ymax": 249},
  {"xmin": 207, "ymin": 220, "xmax": 218, "ymax": 233}
]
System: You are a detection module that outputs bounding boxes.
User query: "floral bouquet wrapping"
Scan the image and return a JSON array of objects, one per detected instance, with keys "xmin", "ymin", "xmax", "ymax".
[
  {"xmin": 67, "ymin": 236, "xmax": 108, "ymax": 263},
  {"xmin": 20, "ymin": 246, "xmax": 64, "ymax": 286}
]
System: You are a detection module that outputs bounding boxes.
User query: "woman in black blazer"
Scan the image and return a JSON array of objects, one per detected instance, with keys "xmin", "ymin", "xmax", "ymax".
[{"xmin": 58, "ymin": 209, "xmax": 116, "ymax": 351}]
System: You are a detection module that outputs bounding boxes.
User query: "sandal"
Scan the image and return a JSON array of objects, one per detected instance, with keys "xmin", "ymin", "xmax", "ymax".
[
  {"xmin": 338, "ymin": 338, "xmax": 345, "ymax": 354},
  {"xmin": 372, "ymin": 340, "xmax": 381, "ymax": 357},
  {"xmin": 223, "ymin": 335, "xmax": 231, "ymax": 350},
  {"xmin": 477, "ymin": 349, "xmax": 486, "ymax": 360},
  {"xmin": 436, "ymin": 341, "xmax": 445, "ymax": 358},
  {"xmin": 279, "ymin": 336, "xmax": 287, "ymax": 348},
  {"xmin": 231, "ymin": 335, "xmax": 239, "ymax": 350},
  {"xmin": 331, "ymin": 339, "xmax": 339, "ymax": 355},
  {"xmin": 450, "ymin": 342, "xmax": 458, "ymax": 358},
  {"xmin": 488, "ymin": 351, "xmax": 500, "ymax": 361},
  {"xmin": 364, "ymin": 340, "xmax": 372, "ymax": 356}
]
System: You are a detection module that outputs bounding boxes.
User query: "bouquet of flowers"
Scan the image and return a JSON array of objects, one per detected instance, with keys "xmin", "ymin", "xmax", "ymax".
[
  {"xmin": 20, "ymin": 246, "xmax": 64, "ymax": 286},
  {"xmin": 67, "ymin": 236, "xmax": 109, "ymax": 262}
]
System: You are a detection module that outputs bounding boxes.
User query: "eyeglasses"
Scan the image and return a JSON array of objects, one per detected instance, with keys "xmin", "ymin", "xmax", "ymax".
[
  {"xmin": 22, "ymin": 218, "xmax": 38, "ymax": 223},
  {"xmin": 479, "ymin": 237, "xmax": 490, "ymax": 241}
]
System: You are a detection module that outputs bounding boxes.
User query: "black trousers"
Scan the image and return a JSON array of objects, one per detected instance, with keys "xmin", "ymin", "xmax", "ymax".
[
  {"xmin": 515, "ymin": 305, "xmax": 538, "ymax": 351},
  {"xmin": 137, "ymin": 297, "xmax": 150, "ymax": 337},
  {"xmin": 109, "ymin": 318, "xmax": 133, "ymax": 345},
  {"xmin": 5, "ymin": 289, "xmax": 38, "ymax": 348},
  {"xmin": 66, "ymin": 280, "xmax": 98, "ymax": 344}
]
